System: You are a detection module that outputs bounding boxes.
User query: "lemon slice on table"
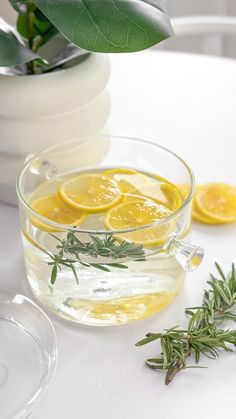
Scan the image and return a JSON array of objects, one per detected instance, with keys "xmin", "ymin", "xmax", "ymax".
[
  {"xmin": 192, "ymin": 199, "xmax": 221, "ymax": 224},
  {"xmin": 104, "ymin": 199, "xmax": 173, "ymax": 247},
  {"xmin": 177, "ymin": 184, "xmax": 222, "ymax": 224},
  {"xmin": 188, "ymin": 185, "xmax": 220, "ymax": 224},
  {"xmin": 59, "ymin": 173, "xmax": 122, "ymax": 213},
  {"xmin": 195, "ymin": 183, "xmax": 236, "ymax": 223},
  {"xmin": 31, "ymin": 194, "xmax": 86, "ymax": 231}
]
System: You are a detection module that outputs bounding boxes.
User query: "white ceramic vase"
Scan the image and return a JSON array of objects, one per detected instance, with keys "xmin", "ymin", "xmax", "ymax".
[{"xmin": 0, "ymin": 53, "xmax": 110, "ymax": 204}]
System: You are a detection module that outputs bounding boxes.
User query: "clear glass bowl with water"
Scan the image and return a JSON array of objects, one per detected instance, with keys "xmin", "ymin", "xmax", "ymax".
[{"xmin": 17, "ymin": 136, "xmax": 204, "ymax": 326}]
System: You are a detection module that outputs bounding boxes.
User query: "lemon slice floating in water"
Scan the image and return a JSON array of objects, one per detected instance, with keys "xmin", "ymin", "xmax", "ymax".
[
  {"xmin": 104, "ymin": 168, "xmax": 144, "ymax": 195},
  {"xmin": 134, "ymin": 173, "xmax": 182, "ymax": 211},
  {"xmin": 31, "ymin": 194, "xmax": 86, "ymax": 231},
  {"xmin": 105, "ymin": 168, "xmax": 182, "ymax": 211},
  {"xmin": 103, "ymin": 168, "xmax": 137, "ymax": 176},
  {"xmin": 104, "ymin": 199, "xmax": 173, "ymax": 247},
  {"xmin": 59, "ymin": 173, "xmax": 122, "ymax": 213}
]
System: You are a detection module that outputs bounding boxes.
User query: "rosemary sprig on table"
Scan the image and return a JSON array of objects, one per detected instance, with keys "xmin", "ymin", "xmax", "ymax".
[
  {"xmin": 47, "ymin": 230, "xmax": 146, "ymax": 285},
  {"xmin": 136, "ymin": 263, "xmax": 236, "ymax": 385}
]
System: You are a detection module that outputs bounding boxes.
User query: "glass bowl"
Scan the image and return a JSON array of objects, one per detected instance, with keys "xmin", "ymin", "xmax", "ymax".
[
  {"xmin": 17, "ymin": 135, "xmax": 204, "ymax": 326},
  {"xmin": 0, "ymin": 288, "xmax": 57, "ymax": 419}
]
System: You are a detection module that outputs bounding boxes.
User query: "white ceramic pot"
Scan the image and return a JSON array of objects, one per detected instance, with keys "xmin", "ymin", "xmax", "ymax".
[{"xmin": 0, "ymin": 53, "xmax": 110, "ymax": 204}]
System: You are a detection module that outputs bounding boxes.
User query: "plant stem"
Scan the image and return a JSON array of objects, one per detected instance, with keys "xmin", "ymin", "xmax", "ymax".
[
  {"xmin": 26, "ymin": 3, "xmax": 37, "ymax": 74},
  {"xmin": 165, "ymin": 346, "xmax": 192, "ymax": 384}
]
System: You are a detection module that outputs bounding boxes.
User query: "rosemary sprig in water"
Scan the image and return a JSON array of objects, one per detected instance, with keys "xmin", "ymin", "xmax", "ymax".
[
  {"xmin": 136, "ymin": 263, "xmax": 236, "ymax": 385},
  {"xmin": 47, "ymin": 230, "xmax": 146, "ymax": 285}
]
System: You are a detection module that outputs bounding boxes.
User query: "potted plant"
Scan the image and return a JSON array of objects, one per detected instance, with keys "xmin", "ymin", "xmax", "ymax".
[{"xmin": 0, "ymin": 0, "xmax": 173, "ymax": 204}]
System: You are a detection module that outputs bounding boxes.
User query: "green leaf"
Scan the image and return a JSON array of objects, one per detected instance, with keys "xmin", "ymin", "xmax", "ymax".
[
  {"xmin": 135, "ymin": 333, "xmax": 162, "ymax": 346},
  {"xmin": 34, "ymin": 8, "xmax": 58, "ymax": 39},
  {"xmin": 107, "ymin": 263, "xmax": 128, "ymax": 269},
  {"xmin": 145, "ymin": 361, "xmax": 165, "ymax": 370},
  {"xmin": 89, "ymin": 263, "xmax": 111, "ymax": 272},
  {"xmin": 0, "ymin": 20, "xmax": 39, "ymax": 67},
  {"xmin": 70, "ymin": 262, "xmax": 79, "ymax": 284},
  {"xmin": 50, "ymin": 264, "xmax": 58, "ymax": 285},
  {"xmin": 215, "ymin": 262, "xmax": 226, "ymax": 280},
  {"xmin": 33, "ymin": 0, "xmax": 173, "ymax": 53},
  {"xmin": 146, "ymin": 358, "xmax": 164, "ymax": 364},
  {"xmin": 17, "ymin": 14, "xmax": 30, "ymax": 39}
]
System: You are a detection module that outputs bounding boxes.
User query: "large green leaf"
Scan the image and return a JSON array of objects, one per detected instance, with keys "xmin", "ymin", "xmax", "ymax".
[
  {"xmin": 0, "ymin": 19, "xmax": 39, "ymax": 67},
  {"xmin": 33, "ymin": 0, "xmax": 173, "ymax": 53}
]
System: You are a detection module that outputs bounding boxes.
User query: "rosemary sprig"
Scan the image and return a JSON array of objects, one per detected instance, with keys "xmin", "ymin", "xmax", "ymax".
[
  {"xmin": 46, "ymin": 230, "xmax": 146, "ymax": 284},
  {"xmin": 136, "ymin": 263, "xmax": 236, "ymax": 385}
]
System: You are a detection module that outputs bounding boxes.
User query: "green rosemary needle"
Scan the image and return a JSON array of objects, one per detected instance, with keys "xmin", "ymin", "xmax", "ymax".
[
  {"xmin": 46, "ymin": 230, "xmax": 146, "ymax": 284},
  {"xmin": 136, "ymin": 263, "xmax": 236, "ymax": 385}
]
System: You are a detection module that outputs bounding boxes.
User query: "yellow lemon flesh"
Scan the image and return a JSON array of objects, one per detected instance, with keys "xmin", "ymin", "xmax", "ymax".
[
  {"xmin": 104, "ymin": 168, "xmax": 146, "ymax": 196},
  {"xmin": 104, "ymin": 199, "xmax": 173, "ymax": 247},
  {"xmin": 103, "ymin": 168, "xmax": 137, "ymax": 176},
  {"xmin": 159, "ymin": 182, "xmax": 182, "ymax": 211},
  {"xmin": 192, "ymin": 199, "xmax": 220, "ymax": 224},
  {"xmin": 178, "ymin": 184, "xmax": 214, "ymax": 224},
  {"xmin": 66, "ymin": 292, "xmax": 177, "ymax": 322},
  {"xmin": 177, "ymin": 184, "xmax": 191, "ymax": 200},
  {"xmin": 195, "ymin": 183, "xmax": 236, "ymax": 223},
  {"xmin": 105, "ymin": 168, "xmax": 182, "ymax": 211},
  {"xmin": 59, "ymin": 173, "xmax": 121, "ymax": 213},
  {"xmin": 31, "ymin": 194, "xmax": 86, "ymax": 231},
  {"xmin": 177, "ymin": 184, "xmax": 219, "ymax": 225}
]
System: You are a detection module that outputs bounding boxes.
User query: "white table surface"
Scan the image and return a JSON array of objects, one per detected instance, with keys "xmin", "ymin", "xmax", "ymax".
[{"xmin": 1, "ymin": 50, "xmax": 236, "ymax": 419}]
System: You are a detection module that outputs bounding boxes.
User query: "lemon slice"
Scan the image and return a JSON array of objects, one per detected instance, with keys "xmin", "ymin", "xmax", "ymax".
[
  {"xmin": 122, "ymin": 193, "xmax": 149, "ymax": 203},
  {"xmin": 104, "ymin": 199, "xmax": 173, "ymax": 247},
  {"xmin": 105, "ymin": 168, "xmax": 182, "ymax": 211},
  {"xmin": 104, "ymin": 168, "xmax": 137, "ymax": 176},
  {"xmin": 65, "ymin": 292, "xmax": 177, "ymax": 321},
  {"xmin": 31, "ymin": 194, "xmax": 86, "ymax": 231},
  {"xmin": 104, "ymin": 168, "xmax": 145, "ymax": 195},
  {"xmin": 159, "ymin": 183, "xmax": 182, "ymax": 211},
  {"xmin": 192, "ymin": 199, "xmax": 220, "ymax": 224},
  {"xmin": 177, "ymin": 184, "xmax": 190, "ymax": 200},
  {"xmin": 195, "ymin": 183, "xmax": 236, "ymax": 223},
  {"xmin": 59, "ymin": 173, "xmax": 121, "ymax": 213},
  {"xmin": 190, "ymin": 185, "xmax": 219, "ymax": 224},
  {"xmin": 177, "ymin": 184, "xmax": 216, "ymax": 224}
]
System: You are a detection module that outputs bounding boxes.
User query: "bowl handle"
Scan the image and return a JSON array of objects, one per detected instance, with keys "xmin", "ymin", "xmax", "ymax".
[{"xmin": 164, "ymin": 233, "xmax": 204, "ymax": 272}]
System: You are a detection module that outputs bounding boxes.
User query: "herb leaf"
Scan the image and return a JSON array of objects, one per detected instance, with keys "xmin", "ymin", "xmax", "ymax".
[
  {"xmin": 136, "ymin": 263, "xmax": 236, "ymax": 385},
  {"xmin": 50, "ymin": 264, "xmax": 58, "ymax": 285},
  {"xmin": 46, "ymin": 231, "xmax": 146, "ymax": 284}
]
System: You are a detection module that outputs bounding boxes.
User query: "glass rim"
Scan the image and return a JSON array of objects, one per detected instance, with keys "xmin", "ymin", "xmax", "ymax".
[{"xmin": 16, "ymin": 135, "xmax": 195, "ymax": 235}]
